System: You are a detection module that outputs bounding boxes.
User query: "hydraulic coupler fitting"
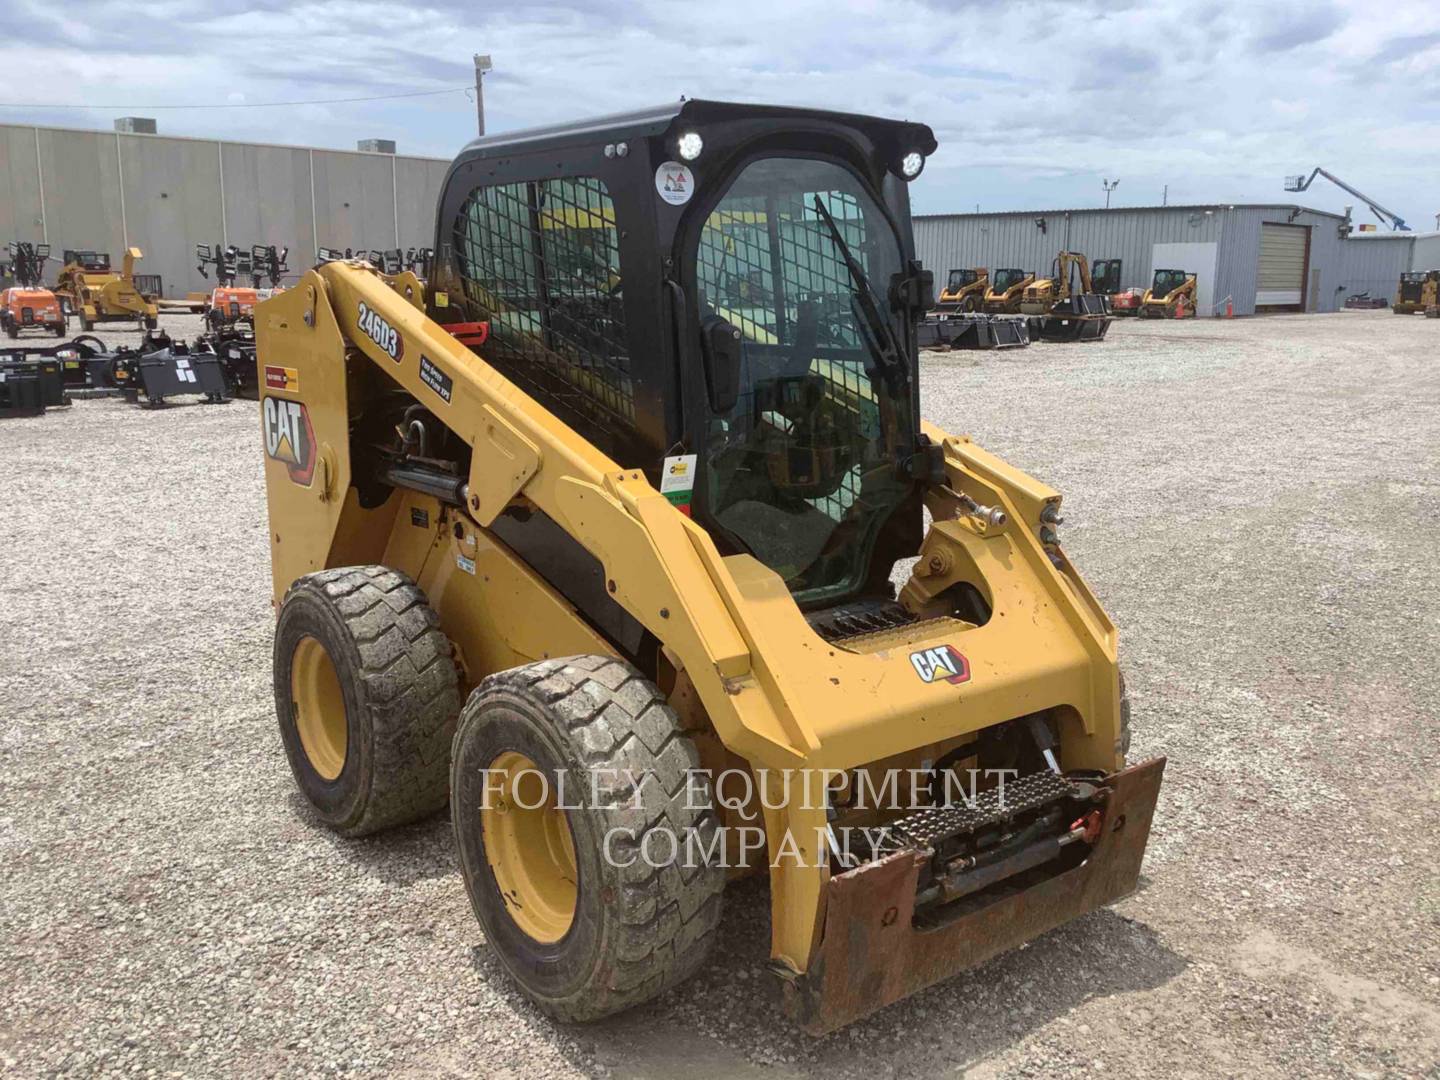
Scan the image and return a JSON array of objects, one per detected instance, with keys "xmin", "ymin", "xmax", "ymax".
[{"xmin": 954, "ymin": 490, "xmax": 1007, "ymax": 529}]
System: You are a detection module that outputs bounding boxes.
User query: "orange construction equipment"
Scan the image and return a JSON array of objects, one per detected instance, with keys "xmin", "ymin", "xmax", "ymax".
[
  {"xmin": 2, "ymin": 241, "xmax": 66, "ymax": 338},
  {"xmin": 1, "ymin": 286, "xmax": 67, "ymax": 338}
]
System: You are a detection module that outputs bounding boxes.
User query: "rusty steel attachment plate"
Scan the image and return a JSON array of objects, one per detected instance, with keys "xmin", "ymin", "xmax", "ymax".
[{"xmin": 775, "ymin": 756, "xmax": 1167, "ymax": 1036}]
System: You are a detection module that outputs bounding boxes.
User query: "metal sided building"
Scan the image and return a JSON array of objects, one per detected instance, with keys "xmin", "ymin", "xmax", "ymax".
[
  {"xmin": 913, "ymin": 204, "xmax": 1426, "ymax": 316},
  {"xmin": 0, "ymin": 121, "xmax": 451, "ymax": 298}
]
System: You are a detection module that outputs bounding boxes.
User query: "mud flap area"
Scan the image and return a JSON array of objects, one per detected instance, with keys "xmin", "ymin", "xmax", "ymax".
[{"xmin": 776, "ymin": 757, "xmax": 1165, "ymax": 1035}]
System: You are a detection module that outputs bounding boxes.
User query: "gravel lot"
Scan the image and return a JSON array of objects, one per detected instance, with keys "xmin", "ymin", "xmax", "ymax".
[{"xmin": 2, "ymin": 310, "xmax": 1437, "ymax": 1078}]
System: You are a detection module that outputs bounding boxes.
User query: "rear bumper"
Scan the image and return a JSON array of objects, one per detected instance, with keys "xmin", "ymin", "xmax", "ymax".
[{"xmin": 776, "ymin": 756, "xmax": 1165, "ymax": 1034}]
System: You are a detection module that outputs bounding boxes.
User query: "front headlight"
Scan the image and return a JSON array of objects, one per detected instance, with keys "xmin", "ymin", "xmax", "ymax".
[{"xmin": 677, "ymin": 131, "xmax": 704, "ymax": 162}]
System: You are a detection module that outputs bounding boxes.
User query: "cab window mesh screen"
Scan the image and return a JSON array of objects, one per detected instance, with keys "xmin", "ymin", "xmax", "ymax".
[
  {"xmin": 452, "ymin": 176, "xmax": 633, "ymax": 433},
  {"xmin": 696, "ymin": 185, "xmax": 876, "ymax": 525}
]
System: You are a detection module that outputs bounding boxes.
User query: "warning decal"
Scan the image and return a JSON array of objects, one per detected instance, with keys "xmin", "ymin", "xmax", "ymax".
[
  {"xmin": 655, "ymin": 162, "xmax": 695, "ymax": 206},
  {"xmin": 264, "ymin": 365, "xmax": 299, "ymax": 393}
]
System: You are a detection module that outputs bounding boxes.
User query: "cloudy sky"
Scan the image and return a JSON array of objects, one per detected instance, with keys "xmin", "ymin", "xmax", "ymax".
[{"xmin": 4, "ymin": 0, "xmax": 1437, "ymax": 228}]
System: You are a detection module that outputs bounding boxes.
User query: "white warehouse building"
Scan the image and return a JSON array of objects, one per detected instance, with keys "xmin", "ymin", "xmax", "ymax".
[{"xmin": 913, "ymin": 203, "xmax": 1440, "ymax": 316}]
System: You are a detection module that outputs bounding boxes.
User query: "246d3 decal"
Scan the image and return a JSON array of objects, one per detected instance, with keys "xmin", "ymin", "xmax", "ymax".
[
  {"xmin": 263, "ymin": 396, "xmax": 317, "ymax": 485},
  {"xmin": 357, "ymin": 300, "xmax": 402, "ymax": 362}
]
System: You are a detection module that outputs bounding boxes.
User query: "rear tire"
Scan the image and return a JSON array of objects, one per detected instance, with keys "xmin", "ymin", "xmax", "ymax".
[
  {"xmin": 273, "ymin": 566, "xmax": 460, "ymax": 836},
  {"xmin": 451, "ymin": 655, "xmax": 725, "ymax": 1022}
]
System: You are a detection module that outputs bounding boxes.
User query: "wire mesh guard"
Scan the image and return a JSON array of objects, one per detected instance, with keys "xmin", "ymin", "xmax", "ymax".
[
  {"xmin": 695, "ymin": 185, "xmax": 880, "ymax": 524},
  {"xmin": 452, "ymin": 176, "xmax": 633, "ymax": 436}
]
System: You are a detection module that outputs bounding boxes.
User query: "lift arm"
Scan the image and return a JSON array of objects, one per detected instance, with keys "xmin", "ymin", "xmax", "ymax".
[{"xmin": 1285, "ymin": 168, "xmax": 1409, "ymax": 231}]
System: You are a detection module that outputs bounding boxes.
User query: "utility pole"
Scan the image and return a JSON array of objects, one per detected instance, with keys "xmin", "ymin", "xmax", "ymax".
[
  {"xmin": 473, "ymin": 54, "xmax": 493, "ymax": 137},
  {"xmin": 1102, "ymin": 178, "xmax": 1119, "ymax": 209},
  {"xmin": 1162, "ymin": 184, "xmax": 1168, "ymax": 207}
]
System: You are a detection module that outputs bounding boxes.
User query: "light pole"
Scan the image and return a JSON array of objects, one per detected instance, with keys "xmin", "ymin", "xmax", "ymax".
[
  {"xmin": 1102, "ymin": 178, "xmax": 1119, "ymax": 209},
  {"xmin": 473, "ymin": 54, "xmax": 493, "ymax": 137}
]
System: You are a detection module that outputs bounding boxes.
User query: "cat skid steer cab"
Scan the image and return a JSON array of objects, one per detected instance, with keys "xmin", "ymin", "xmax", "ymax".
[{"xmin": 256, "ymin": 99, "xmax": 1165, "ymax": 1034}]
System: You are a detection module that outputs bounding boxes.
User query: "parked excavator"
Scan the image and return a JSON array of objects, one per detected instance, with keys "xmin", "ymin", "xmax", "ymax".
[
  {"xmin": 1021, "ymin": 252, "xmax": 1113, "ymax": 340},
  {"xmin": 1091, "ymin": 258, "xmax": 1122, "ymax": 297},
  {"xmin": 255, "ymin": 99, "xmax": 1162, "ymax": 1035}
]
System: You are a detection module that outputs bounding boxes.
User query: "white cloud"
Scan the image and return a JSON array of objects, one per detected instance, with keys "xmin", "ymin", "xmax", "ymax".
[{"xmin": 1, "ymin": 0, "xmax": 1436, "ymax": 226}]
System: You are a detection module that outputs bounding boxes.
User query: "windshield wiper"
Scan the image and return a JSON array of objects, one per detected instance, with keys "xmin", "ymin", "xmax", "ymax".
[{"xmin": 810, "ymin": 196, "xmax": 907, "ymax": 390}]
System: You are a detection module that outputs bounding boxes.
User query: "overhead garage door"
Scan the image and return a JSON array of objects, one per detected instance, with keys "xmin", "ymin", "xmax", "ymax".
[{"xmin": 1256, "ymin": 223, "xmax": 1307, "ymax": 307}]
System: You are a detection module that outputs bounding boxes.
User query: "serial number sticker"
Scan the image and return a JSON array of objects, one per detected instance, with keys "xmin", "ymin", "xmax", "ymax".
[
  {"xmin": 419, "ymin": 354, "xmax": 453, "ymax": 404},
  {"xmin": 456, "ymin": 553, "xmax": 476, "ymax": 575}
]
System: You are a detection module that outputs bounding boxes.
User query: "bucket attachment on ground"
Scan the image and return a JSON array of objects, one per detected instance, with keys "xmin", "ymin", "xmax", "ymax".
[
  {"xmin": 194, "ymin": 323, "xmax": 258, "ymax": 398},
  {"xmin": 919, "ymin": 313, "xmax": 1030, "ymax": 350},
  {"xmin": 0, "ymin": 356, "xmax": 69, "ymax": 414},
  {"xmin": 1030, "ymin": 294, "xmax": 1112, "ymax": 342},
  {"xmin": 2, "ymin": 335, "xmax": 124, "ymax": 392},
  {"xmin": 0, "ymin": 363, "xmax": 47, "ymax": 417},
  {"xmin": 112, "ymin": 331, "xmax": 230, "ymax": 406}
]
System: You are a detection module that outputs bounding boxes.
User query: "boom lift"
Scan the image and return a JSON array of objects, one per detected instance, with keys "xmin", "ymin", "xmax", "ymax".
[
  {"xmin": 1285, "ymin": 168, "xmax": 1409, "ymax": 231},
  {"xmin": 256, "ymin": 100, "xmax": 1164, "ymax": 1034},
  {"xmin": 54, "ymin": 248, "xmax": 159, "ymax": 330}
]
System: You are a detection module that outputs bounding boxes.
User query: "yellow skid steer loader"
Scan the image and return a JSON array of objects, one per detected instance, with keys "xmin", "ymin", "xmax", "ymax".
[{"xmin": 256, "ymin": 99, "xmax": 1164, "ymax": 1034}]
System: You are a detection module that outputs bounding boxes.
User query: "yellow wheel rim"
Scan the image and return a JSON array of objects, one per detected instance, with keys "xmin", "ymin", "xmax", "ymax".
[
  {"xmin": 482, "ymin": 751, "xmax": 578, "ymax": 943},
  {"xmin": 291, "ymin": 636, "xmax": 347, "ymax": 781}
]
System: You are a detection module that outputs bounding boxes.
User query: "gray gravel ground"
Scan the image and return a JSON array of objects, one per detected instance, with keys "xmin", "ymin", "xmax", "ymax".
[{"xmin": 2, "ymin": 310, "xmax": 1438, "ymax": 1078}]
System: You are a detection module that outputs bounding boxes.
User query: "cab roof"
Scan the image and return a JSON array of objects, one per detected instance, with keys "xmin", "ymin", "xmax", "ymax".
[{"xmin": 454, "ymin": 98, "xmax": 937, "ymax": 161}]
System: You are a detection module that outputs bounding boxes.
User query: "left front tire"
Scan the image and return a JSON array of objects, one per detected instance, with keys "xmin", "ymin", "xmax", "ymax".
[
  {"xmin": 273, "ymin": 566, "xmax": 460, "ymax": 836},
  {"xmin": 451, "ymin": 655, "xmax": 725, "ymax": 1022}
]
